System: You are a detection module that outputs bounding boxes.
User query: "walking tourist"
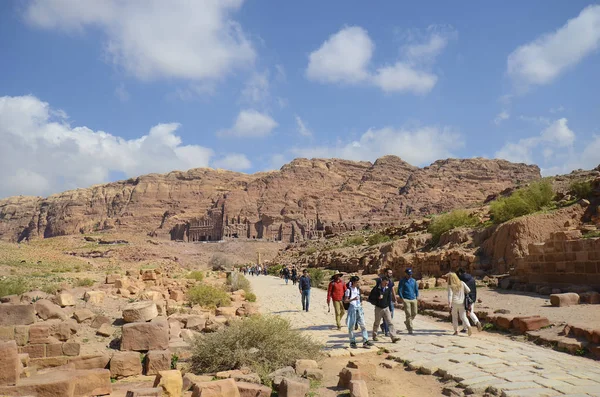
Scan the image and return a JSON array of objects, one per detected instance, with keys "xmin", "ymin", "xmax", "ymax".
[
  {"xmin": 326, "ymin": 272, "xmax": 347, "ymax": 330},
  {"xmin": 291, "ymin": 266, "xmax": 298, "ymax": 285},
  {"xmin": 457, "ymin": 268, "xmax": 482, "ymax": 332},
  {"xmin": 397, "ymin": 268, "xmax": 419, "ymax": 334},
  {"xmin": 282, "ymin": 266, "xmax": 290, "ymax": 285},
  {"xmin": 368, "ymin": 277, "xmax": 400, "ymax": 342},
  {"xmin": 298, "ymin": 269, "xmax": 311, "ymax": 312},
  {"xmin": 447, "ymin": 272, "xmax": 473, "ymax": 336},
  {"xmin": 376, "ymin": 268, "xmax": 396, "ymax": 336},
  {"xmin": 343, "ymin": 276, "xmax": 373, "ymax": 348}
]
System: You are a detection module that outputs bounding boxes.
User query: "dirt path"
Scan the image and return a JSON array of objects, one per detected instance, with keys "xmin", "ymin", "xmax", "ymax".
[{"xmin": 250, "ymin": 275, "xmax": 600, "ymax": 397}]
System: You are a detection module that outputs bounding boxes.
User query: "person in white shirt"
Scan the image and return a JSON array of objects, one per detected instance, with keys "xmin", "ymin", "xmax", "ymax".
[
  {"xmin": 447, "ymin": 272, "xmax": 473, "ymax": 336},
  {"xmin": 343, "ymin": 276, "xmax": 374, "ymax": 349}
]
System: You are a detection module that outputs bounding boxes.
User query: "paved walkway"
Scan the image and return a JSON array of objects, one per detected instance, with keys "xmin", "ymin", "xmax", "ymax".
[{"xmin": 250, "ymin": 275, "xmax": 600, "ymax": 397}]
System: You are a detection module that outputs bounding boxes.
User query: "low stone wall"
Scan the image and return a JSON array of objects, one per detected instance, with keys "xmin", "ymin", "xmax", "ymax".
[{"xmin": 519, "ymin": 231, "xmax": 600, "ymax": 288}]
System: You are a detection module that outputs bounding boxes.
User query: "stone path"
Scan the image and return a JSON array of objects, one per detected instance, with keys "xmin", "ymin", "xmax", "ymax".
[{"xmin": 250, "ymin": 275, "xmax": 600, "ymax": 397}]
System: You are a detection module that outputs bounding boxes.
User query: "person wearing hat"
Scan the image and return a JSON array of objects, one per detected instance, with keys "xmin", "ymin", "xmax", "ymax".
[
  {"xmin": 343, "ymin": 276, "xmax": 373, "ymax": 348},
  {"xmin": 298, "ymin": 269, "xmax": 312, "ymax": 312},
  {"xmin": 327, "ymin": 272, "xmax": 347, "ymax": 330},
  {"xmin": 397, "ymin": 268, "xmax": 419, "ymax": 334}
]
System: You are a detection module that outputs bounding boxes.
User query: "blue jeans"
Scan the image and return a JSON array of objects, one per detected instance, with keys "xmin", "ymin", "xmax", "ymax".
[
  {"xmin": 381, "ymin": 302, "xmax": 395, "ymax": 334},
  {"xmin": 301, "ymin": 289, "xmax": 310, "ymax": 311},
  {"xmin": 347, "ymin": 305, "xmax": 368, "ymax": 343}
]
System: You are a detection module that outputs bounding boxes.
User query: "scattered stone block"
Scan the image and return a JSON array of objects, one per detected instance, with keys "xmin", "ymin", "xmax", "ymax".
[
  {"xmin": 90, "ymin": 315, "xmax": 111, "ymax": 329},
  {"xmin": 144, "ymin": 350, "xmax": 172, "ymax": 375},
  {"xmin": 123, "ymin": 301, "xmax": 159, "ymax": 323},
  {"xmin": 62, "ymin": 342, "xmax": 80, "ymax": 356},
  {"xmin": 66, "ymin": 354, "xmax": 111, "ymax": 370},
  {"xmin": 50, "ymin": 321, "xmax": 72, "ymax": 341},
  {"xmin": 46, "ymin": 343, "xmax": 63, "ymax": 357},
  {"xmin": 110, "ymin": 351, "xmax": 143, "ymax": 378},
  {"xmin": 0, "ymin": 368, "xmax": 111, "ymax": 397},
  {"xmin": 513, "ymin": 316, "xmax": 550, "ymax": 333},
  {"xmin": 169, "ymin": 290, "xmax": 184, "ymax": 302},
  {"xmin": 140, "ymin": 291, "xmax": 163, "ymax": 301},
  {"xmin": 34, "ymin": 299, "xmax": 67, "ymax": 321},
  {"xmin": 126, "ymin": 388, "xmax": 162, "ymax": 397},
  {"xmin": 153, "ymin": 370, "xmax": 183, "ymax": 397},
  {"xmin": 191, "ymin": 378, "xmax": 240, "ymax": 397},
  {"xmin": 295, "ymin": 359, "xmax": 319, "ymax": 375},
  {"xmin": 0, "ymin": 325, "xmax": 15, "ymax": 342},
  {"xmin": 579, "ymin": 291, "xmax": 600, "ymax": 304},
  {"xmin": 338, "ymin": 367, "xmax": 363, "ymax": 388},
  {"xmin": 142, "ymin": 270, "xmax": 158, "ymax": 281},
  {"xmin": 29, "ymin": 323, "xmax": 51, "ymax": 344},
  {"xmin": 97, "ymin": 323, "xmax": 114, "ymax": 337},
  {"xmin": 236, "ymin": 381, "xmax": 272, "ymax": 397},
  {"xmin": 57, "ymin": 292, "xmax": 76, "ymax": 307},
  {"xmin": 0, "ymin": 341, "xmax": 19, "ymax": 386},
  {"xmin": 494, "ymin": 315, "xmax": 515, "ymax": 330},
  {"xmin": 0, "ymin": 295, "xmax": 20, "ymax": 304},
  {"xmin": 121, "ymin": 319, "xmax": 169, "ymax": 351},
  {"xmin": 180, "ymin": 329, "xmax": 196, "ymax": 343},
  {"xmin": 550, "ymin": 293, "xmax": 580, "ymax": 307},
  {"xmin": 185, "ymin": 316, "xmax": 206, "ymax": 331},
  {"xmin": 304, "ymin": 368, "xmax": 324, "ymax": 381},
  {"xmin": 0, "ymin": 305, "xmax": 36, "ymax": 326},
  {"xmin": 115, "ymin": 278, "xmax": 130, "ymax": 289},
  {"xmin": 19, "ymin": 344, "xmax": 45, "ymax": 359},
  {"xmin": 216, "ymin": 307, "xmax": 237, "ymax": 317},
  {"xmin": 84, "ymin": 291, "xmax": 106, "ymax": 305},
  {"xmin": 106, "ymin": 274, "xmax": 118, "ymax": 284},
  {"xmin": 278, "ymin": 377, "xmax": 310, "ymax": 397},
  {"xmin": 73, "ymin": 308, "xmax": 95, "ymax": 323},
  {"xmin": 14, "ymin": 325, "xmax": 29, "ymax": 346},
  {"xmin": 182, "ymin": 373, "xmax": 213, "ymax": 391},
  {"xmin": 349, "ymin": 379, "xmax": 369, "ymax": 397}
]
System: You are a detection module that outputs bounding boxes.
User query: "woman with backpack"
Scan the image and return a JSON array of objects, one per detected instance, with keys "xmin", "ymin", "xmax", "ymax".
[
  {"xmin": 343, "ymin": 276, "xmax": 373, "ymax": 349},
  {"xmin": 447, "ymin": 272, "xmax": 473, "ymax": 336}
]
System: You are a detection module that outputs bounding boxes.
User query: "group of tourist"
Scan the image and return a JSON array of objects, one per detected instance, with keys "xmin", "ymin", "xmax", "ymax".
[
  {"xmin": 241, "ymin": 265, "xmax": 267, "ymax": 276},
  {"xmin": 318, "ymin": 267, "xmax": 481, "ymax": 348},
  {"xmin": 279, "ymin": 265, "xmax": 298, "ymax": 285}
]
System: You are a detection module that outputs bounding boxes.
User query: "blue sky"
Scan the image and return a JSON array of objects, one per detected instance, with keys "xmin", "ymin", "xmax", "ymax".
[{"xmin": 0, "ymin": 1, "xmax": 599, "ymax": 198}]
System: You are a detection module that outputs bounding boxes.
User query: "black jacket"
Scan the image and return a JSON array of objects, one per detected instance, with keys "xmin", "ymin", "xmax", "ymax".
[
  {"xmin": 298, "ymin": 275, "xmax": 311, "ymax": 291},
  {"xmin": 368, "ymin": 285, "xmax": 393, "ymax": 308},
  {"xmin": 460, "ymin": 273, "xmax": 477, "ymax": 300}
]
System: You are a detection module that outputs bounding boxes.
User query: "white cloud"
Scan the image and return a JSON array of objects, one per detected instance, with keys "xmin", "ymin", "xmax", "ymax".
[
  {"xmin": 291, "ymin": 125, "xmax": 463, "ymax": 166},
  {"xmin": 25, "ymin": 0, "xmax": 255, "ymax": 82},
  {"xmin": 549, "ymin": 105, "xmax": 565, "ymax": 114},
  {"xmin": 295, "ymin": 116, "xmax": 312, "ymax": 137},
  {"xmin": 494, "ymin": 110, "xmax": 510, "ymax": 125},
  {"xmin": 507, "ymin": 5, "xmax": 600, "ymax": 89},
  {"xmin": 115, "ymin": 83, "xmax": 129, "ymax": 102},
  {"xmin": 213, "ymin": 153, "xmax": 252, "ymax": 171},
  {"xmin": 0, "ymin": 95, "xmax": 214, "ymax": 198},
  {"xmin": 306, "ymin": 25, "xmax": 452, "ymax": 94},
  {"xmin": 306, "ymin": 26, "xmax": 374, "ymax": 84},
  {"xmin": 241, "ymin": 72, "xmax": 270, "ymax": 104},
  {"xmin": 217, "ymin": 109, "xmax": 277, "ymax": 138}
]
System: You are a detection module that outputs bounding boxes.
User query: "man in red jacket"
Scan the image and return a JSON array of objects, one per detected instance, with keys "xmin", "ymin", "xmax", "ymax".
[{"xmin": 327, "ymin": 272, "xmax": 347, "ymax": 330}]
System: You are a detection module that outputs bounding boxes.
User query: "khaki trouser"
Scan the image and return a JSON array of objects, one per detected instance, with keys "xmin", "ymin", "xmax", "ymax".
[
  {"xmin": 402, "ymin": 299, "xmax": 418, "ymax": 331},
  {"xmin": 373, "ymin": 307, "xmax": 395, "ymax": 338},
  {"xmin": 332, "ymin": 300, "xmax": 345, "ymax": 329}
]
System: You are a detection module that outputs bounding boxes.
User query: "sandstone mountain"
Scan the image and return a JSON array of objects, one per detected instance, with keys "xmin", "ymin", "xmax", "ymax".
[{"xmin": 0, "ymin": 156, "xmax": 540, "ymax": 242}]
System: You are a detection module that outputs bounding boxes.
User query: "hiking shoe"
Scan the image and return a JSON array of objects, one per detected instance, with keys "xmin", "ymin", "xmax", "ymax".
[
  {"xmin": 408, "ymin": 330, "xmax": 414, "ymax": 335},
  {"xmin": 350, "ymin": 342, "xmax": 358, "ymax": 349},
  {"xmin": 477, "ymin": 322, "xmax": 483, "ymax": 332},
  {"xmin": 372, "ymin": 336, "xmax": 379, "ymax": 342},
  {"xmin": 363, "ymin": 340, "xmax": 374, "ymax": 348},
  {"xmin": 460, "ymin": 329, "xmax": 467, "ymax": 333},
  {"xmin": 384, "ymin": 332, "xmax": 389, "ymax": 337},
  {"xmin": 391, "ymin": 336, "xmax": 400, "ymax": 343}
]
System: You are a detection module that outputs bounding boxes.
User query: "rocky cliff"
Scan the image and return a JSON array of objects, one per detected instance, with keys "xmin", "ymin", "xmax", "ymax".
[{"xmin": 0, "ymin": 156, "xmax": 541, "ymax": 242}]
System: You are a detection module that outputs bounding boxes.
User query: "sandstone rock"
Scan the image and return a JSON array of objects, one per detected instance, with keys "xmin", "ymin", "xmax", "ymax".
[
  {"xmin": 169, "ymin": 290, "xmax": 184, "ymax": 302},
  {"xmin": 494, "ymin": 315, "xmax": 515, "ymax": 330},
  {"xmin": 295, "ymin": 359, "xmax": 319, "ymax": 376},
  {"xmin": 186, "ymin": 315, "xmax": 206, "ymax": 331},
  {"xmin": 84, "ymin": 291, "xmax": 105, "ymax": 305},
  {"xmin": 0, "ymin": 368, "xmax": 111, "ymax": 397},
  {"xmin": 0, "ymin": 326, "xmax": 15, "ymax": 342},
  {"xmin": 153, "ymin": 370, "xmax": 183, "ymax": 397},
  {"xmin": 182, "ymin": 373, "xmax": 213, "ymax": 391},
  {"xmin": 90, "ymin": 315, "xmax": 111, "ymax": 329},
  {"xmin": 192, "ymin": 378, "xmax": 240, "ymax": 397},
  {"xmin": 106, "ymin": 274, "xmax": 118, "ymax": 284},
  {"xmin": 0, "ymin": 295, "xmax": 20, "ymax": 304},
  {"xmin": 338, "ymin": 367, "xmax": 363, "ymax": 388},
  {"xmin": 29, "ymin": 323, "xmax": 51, "ymax": 344},
  {"xmin": 115, "ymin": 278, "xmax": 131, "ymax": 289},
  {"xmin": 550, "ymin": 293, "xmax": 580, "ymax": 307},
  {"xmin": 278, "ymin": 377, "xmax": 310, "ymax": 397},
  {"xmin": 73, "ymin": 308, "xmax": 95, "ymax": 323},
  {"xmin": 110, "ymin": 351, "xmax": 143, "ymax": 378},
  {"xmin": 121, "ymin": 319, "xmax": 169, "ymax": 351},
  {"xmin": 66, "ymin": 354, "xmax": 110, "ymax": 370},
  {"xmin": 57, "ymin": 292, "xmax": 76, "ymax": 307},
  {"xmin": 126, "ymin": 388, "xmax": 162, "ymax": 397},
  {"xmin": 50, "ymin": 321, "xmax": 73, "ymax": 341},
  {"xmin": 97, "ymin": 323, "xmax": 113, "ymax": 337},
  {"xmin": 304, "ymin": 368, "xmax": 324, "ymax": 381},
  {"xmin": 144, "ymin": 350, "xmax": 172, "ymax": 375},
  {"xmin": 349, "ymin": 379, "xmax": 369, "ymax": 397},
  {"xmin": 216, "ymin": 306, "xmax": 237, "ymax": 317},
  {"xmin": 236, "ymin": 381, "xmax": 272, "ymax": 397},
  {"xmin": 140, "ymin": 291, "xmax": 163, "ymax": 301},
  {"xmin": 513, "ymin": 316, "xmax": 550, "ymax": 333},
  {"xmin": 0, "ymin": 341, "xmax": 19, "ymax": 386},
  {"xmin": 123, "ymin": 301, "xmax": 159, "ymax": 323},
  {"xmin": 180, "ymin": 329, "xmax": 196, "ymax": 343},
  {"xmin": 579, "ymin": 291, "xmax": 600, "ymax": 304},
  {"xmin": 46, "ymin": 343, "xmax": 63, "ymax": 357},
  {"xmin": 34, "ymin": 299, "xmax": 67, "ymax": 321},
  {"xmin": 63, "ymin": 342, "xmax": 80, "ymax": 356},
  {"xmin": 142, "ymin": 270, "xmax": 158, "ymax": 281}
]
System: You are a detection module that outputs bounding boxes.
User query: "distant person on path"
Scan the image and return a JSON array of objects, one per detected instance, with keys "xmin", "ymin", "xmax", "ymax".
[
  {"xmin": 291, "ymin": 266, "xmax": 298, "ymax": 285},
  {"xmin": 397, "ymin": 268, "xmax": 419, "ymax": 334},
  {"xmin": 282, "ymin": 266, "xmax": 290, "ymax": 285},
  {"xmin": 375, "ymin": 268, "xmax": 397, "ymax": 336},
  {"xmin": 327, "ymin": 273, "xmax": 347, "ymax": 330},
  {"xmin": 263, "ymin": 266, "xmax": 268, "ymax": 276},
  {"xmin": 368, "ymin": 277, "xmax": 400, "ymax": 342},
  {"xmin": 298, "ymin": 269, "xmax": 311, "ymax": 312},
  {"xmin": 447, "ymin": 272, "xmax": 473, "ymax": 336},
  {"xmin": 457, "ymin": 268, "xmax": 482, "ymax": 332},
  {"xmin": 250, "ymin": 267, "xmax": 255, "ymax": 276},
  {"xmin": 343, "ymin": 276, "xmax": 374, "ymax": 349}
]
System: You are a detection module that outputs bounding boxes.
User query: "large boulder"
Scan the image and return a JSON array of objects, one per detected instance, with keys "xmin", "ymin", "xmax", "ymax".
[
  {"xmin": 295, "ymin": 359, "xmax": 318, "ymax": 376},
  {"xmin": 73, "ymin": 308, "xmax": 95, "ymax": 323},
  {"xmin": 0, "ymin": 368, "xmax": 111, "ymax": 397},
  {"xmin": 144, "ymin": 350, "xmax": 172, "ymax": 376},
  {"xmin": 278, "ymin": 378, "xmax": 310, "ymax": 397},
  {"xmin": 513, "ymin": 316, "xmax": 550, "ymax": 333},
  {"xmin": 153, "ymin": 370, "xmax": 183, "ymax": 397},
  {"xmin": 0, "ymin": 305, "xmax": 36, "ymax": 326},
  {"xmin": 349, "ymin": 380, "xmax": 369, "ymax": 397},
  {"xmin": 34, "ymin": 299, "xmax": 67, "ymax": 320},
  {"xmin": 0, "ymin": 341, "xmax": 19, "ymax": 386},
  {"xmin": 338, "ymin": 368, "xmax": 363, "ymax": 389},
  {"xmin": 110, "ymin": 351, "xmax": 143, "ymax": 378},
  {"xmin": 191, "ymin": 378, "xmax": 240, "ymax": 397},
  {"xmin": 57, "ymin": 293, "xmax": 76, "ymax": 307},
  {"xmin": 121, "ymin": 319, "xmax": 169, "ymax": 351},
  {"xmin": 84, "ymin": 291, "xmax": 106, "ymax": 305},
  {"xmin": 123, "ymin": 301, "xmax": 159, "ymax": 323},
  {"xmin": 237, "ymin": 382, "xmax": 272, "ymax": 397},
  {"xmin": 550, "ymin": 293, "xmax": 580, "ymax": 307}
]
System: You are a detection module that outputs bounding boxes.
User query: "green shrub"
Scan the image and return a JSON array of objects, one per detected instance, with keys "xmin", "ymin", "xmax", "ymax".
[
  {"xmin": 268, "ymin": 264, "xmax": 283, "ymax": 276},
  {"xmin": 367, "ymin": 233, "xmax": 391, "ymax": 246},
  {"xmin": 187, "ymin": 271, "xmax": 205, "ymax": 282},
  {"xmin": 569, "ymin": 179, "xmax": 593, "ymax": 199},
  {"xmin": 245, "ymin": 292, "xmax": 257, "ymax": 302},
  {"xmin": 307, "ymin": 268, "xmax": 331, "ymax": 289},
  {"xmin": 187, "ymin": 284, "xmax": 231, "ymax": 308},
  {"xmin": 428, "ymin": 209, "xmax": 479, "ymax": 243},
  {"xmin": 490, "ymin": 180, "xmax": 554, "ymax": 224},
  {"xmin": 583, "ymin": 231, "xmax": 600, "ymax": 239},
  {"xmin": 304, "ymin": 247, "xmax": 317, "ymax": 255},
  {"xmin": 0, "ymin": 278, "xmax": 28, "ymax": 298},
  {"xmin": 209, "ymin": 253, "xmax": 233, "ymax": 271},
  {"xmin": 190, "ymin": 315, "xmax": 322, "ymax": 382},
  {"xmin": 227, "ymin": 272, "xmax": 252, "ymax": 294},
  {"xmin": 74, "ymin": 278, "xmax": 94, "ymax": 287},
  {"xmin": 343, "ymin": 236, "xmax": 365, "ymax": 247},
  {"xmin": 41, "ymin": 283, "xmax": 60, "ymax": 295}
]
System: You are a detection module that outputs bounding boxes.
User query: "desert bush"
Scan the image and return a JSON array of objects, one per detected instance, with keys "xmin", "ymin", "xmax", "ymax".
[
  {"xmin": 343, "ymin": 236, "xmax": 365, "ymax": 247},
  {"xmin": 268, "ymin": 264, "xmax": 283, "ymax": 276},
  {"xmin": 428, "ymin": 209, "xmax": 479, "ymax": 244},
  {"xmin": 569, "ymin": 179, "xmax": 593, "ymax": 199},
  {"xmin": 0, "ymin": 277, "xmax": 28, "ymax": 298},
  {"xmin": 490, "ymin": 180, "xmax": 554, "ymax": 224},
  {"xmin": 307, "ymin": 268, "xmax": 330, "ymax": 289},
  {"xmin": 227, "ymin": 272, "xmax": 252, "ymax": 294},
  {"xmin": 304, "ymin": 247, "xmax": 317, "ymax": 255},
  {"xmin": 74, "ymin": 278, "xmax": 94, "ymax": 287},
  {"xmin": 187, "ymin": 271, "xmax": 205, "ymax": 282},
  {"xmin": 583, "ymin": 231, "xmax": 600, "ymax": 239},
  {"xmin": 245, "ymin": 292, "xmax": 257, "ymax": 302},
  {"xmin": 209, "ymin": 253, "xmax": 233, "ymax": 271},
  {"xmin": 41, "ymin": 283, "xmax": 61, "ymax": 295},
  {"xmin": 187, "ymin": 284, "xmax": 231, "ymax": 308},
  {"xmin": 190, "ymin": 315, "xmax": 321, "ymax": 382},
  {"xmin": 367, "ymin": 233, "xmax": 391, "ymax": 246}
]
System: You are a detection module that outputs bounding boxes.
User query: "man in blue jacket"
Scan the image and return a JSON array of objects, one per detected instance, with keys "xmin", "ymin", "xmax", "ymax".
[
  {"xmin": 397, "ymin": 268, "xmax": 419, "ymax": 334},
  {"xmin": 298, "ymin": 269, "xmax": 312, "ymax": 312}
]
